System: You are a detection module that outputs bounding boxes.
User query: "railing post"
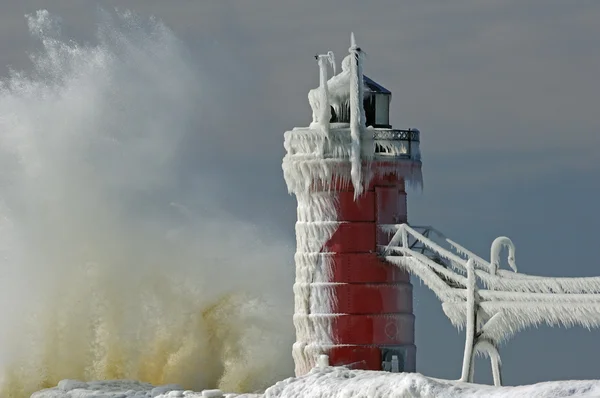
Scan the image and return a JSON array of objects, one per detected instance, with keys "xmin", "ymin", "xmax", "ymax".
[
  {"xmin": 490, "ymin": 348, "xmax": 502, "ymax": 387},
  {"xmin": 461, "ymin": 259, "xmax": 477, "ymax": 383}
]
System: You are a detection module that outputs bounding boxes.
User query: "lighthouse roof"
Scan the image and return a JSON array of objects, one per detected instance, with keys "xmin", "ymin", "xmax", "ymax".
[{"xmin": 364, "ymin": 75, "xmax": 391, "ymax": 95}]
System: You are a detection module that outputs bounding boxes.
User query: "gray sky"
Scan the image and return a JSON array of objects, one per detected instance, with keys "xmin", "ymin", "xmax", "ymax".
[{"xmin": 1, "ymin": 0, "xmax": 600, "ymax": 386}]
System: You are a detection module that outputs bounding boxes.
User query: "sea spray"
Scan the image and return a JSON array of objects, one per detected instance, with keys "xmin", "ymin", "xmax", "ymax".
[{"xmin": 0, "ymin": 9, "xmax": 293, "ymax": 397}]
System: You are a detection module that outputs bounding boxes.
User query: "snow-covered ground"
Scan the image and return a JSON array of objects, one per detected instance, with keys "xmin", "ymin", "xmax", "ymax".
[{"xmin": 33, "ymin": 367, "xmax": 600, "ymax": 398}]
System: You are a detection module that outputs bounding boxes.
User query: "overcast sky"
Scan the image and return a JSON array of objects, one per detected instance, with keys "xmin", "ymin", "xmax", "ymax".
[{"xmin": 1, "ymin": 0, "xmax": 600, "ymax": 386}]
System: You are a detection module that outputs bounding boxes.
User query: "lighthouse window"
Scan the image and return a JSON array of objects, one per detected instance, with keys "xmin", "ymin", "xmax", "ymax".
[
  {"xmin": 364, "ymin": 96, "xmax": 376, "ymax": 127},
  {"xmin": 375, "ymin": 95, "xmax": 390, "ymax": 126}
]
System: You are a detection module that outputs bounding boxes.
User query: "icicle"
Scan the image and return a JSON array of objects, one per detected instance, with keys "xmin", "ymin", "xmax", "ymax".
[{"xmin": 349, "ymin": 32, "xmax": 365, "ymax": 198}]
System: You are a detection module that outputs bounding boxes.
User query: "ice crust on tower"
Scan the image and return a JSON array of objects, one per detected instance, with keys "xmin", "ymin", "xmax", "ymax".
[{"xmin": 282, "ymin": 36, "xmax": 422, "ymax": 375}]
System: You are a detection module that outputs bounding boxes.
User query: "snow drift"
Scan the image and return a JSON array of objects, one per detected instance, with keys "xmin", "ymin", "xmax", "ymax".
[
  {"xmin": 33, "ymin": 368, "xmax": 600, "ymax": 398},
  {"xmin": 0, "ymin": 9, "xmax": 293, "ymax": 398}
]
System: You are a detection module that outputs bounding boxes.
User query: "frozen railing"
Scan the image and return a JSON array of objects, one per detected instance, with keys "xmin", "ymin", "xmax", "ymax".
[
  {"xmin": 373, "ymin": 129, "xmax": 420, "ymax": 160},
  {"xmin": 379, "ymin": 224, "xmax": 600, "ymax": 386}
]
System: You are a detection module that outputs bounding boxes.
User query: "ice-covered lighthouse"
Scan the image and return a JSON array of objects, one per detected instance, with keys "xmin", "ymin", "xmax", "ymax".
[{"xmin": 282, "ymin": 35, "xmax": 423, "ymax": 376}]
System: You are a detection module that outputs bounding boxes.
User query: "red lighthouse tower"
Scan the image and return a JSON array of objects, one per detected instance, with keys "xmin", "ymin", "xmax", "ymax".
[{"xmin": 282, "ymin": 35, "xmax": 423, "ymax": 375}]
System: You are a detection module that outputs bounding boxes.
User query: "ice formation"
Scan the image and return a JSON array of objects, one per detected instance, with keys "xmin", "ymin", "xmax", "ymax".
[
  {"xmin": 290, "ymin": 191, "xmax": 339, "ymax": 375},
  {"xmin": 490, "ymin": 237, "xmax": 517, "ymax": 274},
  {"xmin": 282, "ymin": 128, "xmax": 422, "ymax": 195},
  {"xmin": 348, "ymin": 33, "xmax": 366, "ymax": 197},
  {"xmin": 382, "ymin": 223, "xmax": 600, "ymax": 385},
  {"xmin": 287, "ymin": 38, "xmax": 367, "ymax": 376},
  {"xmin": 308, "ymin": 53, "xmax": 355, "ymax": 127},
  {"xmin": 309, "ymin": 51, "xmax": 335, "ymax": 137},
  {"xmin": 306, "ymin": 34, "xmax": 370, "ymax": 196},
  {"xmin": 284, "ymin": 35, "xmax": 422, "ymax": 375}
]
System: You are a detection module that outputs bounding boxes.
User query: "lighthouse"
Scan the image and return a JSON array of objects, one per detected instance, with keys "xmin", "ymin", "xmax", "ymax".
[{"xmin": 282, "ymin": 35, "xmax": 423, "ymax": 376}]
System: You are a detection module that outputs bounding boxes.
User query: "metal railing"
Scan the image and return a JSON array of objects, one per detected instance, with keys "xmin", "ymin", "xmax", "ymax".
[{"xmin": 373, "ymin": 128, "xmax": 420, "ymax": 160}]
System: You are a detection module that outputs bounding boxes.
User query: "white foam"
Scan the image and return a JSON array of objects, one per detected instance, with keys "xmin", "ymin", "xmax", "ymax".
[{"xmin": 0, "ymin": 9, "xmax": 293, "ymax": 397}]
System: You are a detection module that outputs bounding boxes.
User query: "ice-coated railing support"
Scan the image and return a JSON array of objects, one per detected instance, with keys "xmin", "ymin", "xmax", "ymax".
[
  {"xmin": 484, "ymin": 342, "xmax": 503, "ymax": 386},
  {"xmin": 491, "ymin": 236, "xmax": 517, "ymax": 274},
  {"xmin": 459, "ymin": 260, "xmax": 504, "ymax": 386},
  {"xmin": 381, "ymin": 223, "xmax": 600, "ymax": 386},
  {"xmin": 460, "ymin": 259, "xmax": 477, "ymax": 383}
]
